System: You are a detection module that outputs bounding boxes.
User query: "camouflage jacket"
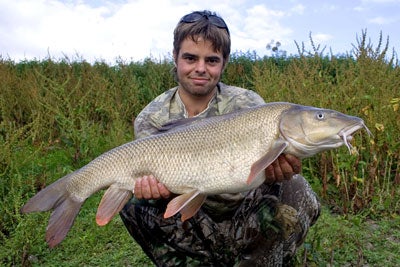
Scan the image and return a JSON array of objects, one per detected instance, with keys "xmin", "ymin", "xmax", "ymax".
[
  {"xmin": 133, "ymin": 83, "xmax": 266, "ymax": 215},
  {"xmin": 134, "ymin": 82, "xmax": 265, "ymax": 139}
]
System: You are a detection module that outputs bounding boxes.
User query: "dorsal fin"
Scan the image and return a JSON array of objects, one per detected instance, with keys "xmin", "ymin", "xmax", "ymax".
[{"xmin": 157, "ymin": 117, "xmax": 203, "ymax": 133}]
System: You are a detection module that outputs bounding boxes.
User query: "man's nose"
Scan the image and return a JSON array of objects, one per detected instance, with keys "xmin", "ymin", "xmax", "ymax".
[{"xmin": 195, "ymin": 60, "xmax": 206, "ymax": 73}]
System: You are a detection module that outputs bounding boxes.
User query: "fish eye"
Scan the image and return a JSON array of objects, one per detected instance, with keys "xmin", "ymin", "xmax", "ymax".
[{"xmin": 316, "ymin": 112, "xmax": 325, "ymax": 120}]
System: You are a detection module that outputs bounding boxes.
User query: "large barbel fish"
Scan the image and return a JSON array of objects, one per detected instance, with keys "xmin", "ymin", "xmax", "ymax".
[{"xmin": 21, "ymin": 102, "xmax": 370, "ymax": 247}]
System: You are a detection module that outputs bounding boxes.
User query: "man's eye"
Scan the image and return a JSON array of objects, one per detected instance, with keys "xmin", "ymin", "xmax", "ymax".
[
  {"xmin": 184, "ymin": 56, "xmax": 196, "ymax": 62},
  {"xmin": 207, "ymin": 58, "xmax": 220, "ymax": 64}
]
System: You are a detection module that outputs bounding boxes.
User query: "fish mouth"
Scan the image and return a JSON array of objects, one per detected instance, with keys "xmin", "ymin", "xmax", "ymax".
[{"xmin": 338, "ymin": 121, "xmax": 372, "ymax": 153}]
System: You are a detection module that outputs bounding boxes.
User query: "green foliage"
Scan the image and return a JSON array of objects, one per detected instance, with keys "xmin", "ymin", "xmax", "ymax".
[
  {"xmin": 1, "ymin": 31, "xmax": 399, "ymax": 266},
  {"xmin": 297, "ymin": 208, "xmax": 400, "ymax": 266}
]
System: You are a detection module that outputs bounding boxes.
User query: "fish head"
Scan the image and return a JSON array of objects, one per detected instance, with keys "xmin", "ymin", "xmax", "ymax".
[{"xmin": 279, "ymin": 105, "xmax": 371, "ymax": 158}]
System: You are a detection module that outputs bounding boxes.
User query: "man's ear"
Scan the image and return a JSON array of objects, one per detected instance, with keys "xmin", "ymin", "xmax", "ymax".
[
  {"xmin": 222, "ymin": 56, "xmax": 230, "ymax": 71},
  {"xmin": 173, "ymin": 50, "xmax": 178, "ymax": 66}
]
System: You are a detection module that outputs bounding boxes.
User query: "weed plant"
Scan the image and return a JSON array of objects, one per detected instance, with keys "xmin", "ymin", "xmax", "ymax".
[{"xmin": 1, "ymin": 31, "xmax": 399, "ymax": 266}]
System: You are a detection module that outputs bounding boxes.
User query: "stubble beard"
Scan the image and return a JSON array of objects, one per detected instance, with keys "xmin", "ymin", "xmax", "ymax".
[{"xmin": 178, "ymin": 76, "xmax": 219, "ymax": 98}]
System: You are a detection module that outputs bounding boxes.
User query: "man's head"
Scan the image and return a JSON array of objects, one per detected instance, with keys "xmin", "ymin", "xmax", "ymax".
[
  {"xmin": 171, "ymin": 11, "xmax": 231, "ymax": 99},
  {"xmin": 173, "ymin": 10, "xmax": 231, "ymax": 66}
]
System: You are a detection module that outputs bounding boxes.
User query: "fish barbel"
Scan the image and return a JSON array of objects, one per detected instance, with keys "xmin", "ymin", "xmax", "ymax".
[{"xmin": 21, "ymin": 102, "xmax": 370, "ymax": 247}]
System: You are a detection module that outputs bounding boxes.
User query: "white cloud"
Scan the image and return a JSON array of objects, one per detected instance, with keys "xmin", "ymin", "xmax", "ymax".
[
  {"xmin": 353, "ymin": 6, "xmax": 366, "ymax": 12},
  {"xmin": 290, "ymin": 4, "xmax": 305, "ymax": 15},
  {"xmin": 0, "ymin": 0, "xmax": 298, "ymax": 61},
  {"xmin": 0, "ymin": 0, "xmax": 197, "ymax": 62},
  {"xmin": 361, "ymin": 0, "xmax": 400, "ymax": 3},
  {"xmin": 313, "ymin": 33, "xmax": 333, "ymax": 43},
  {"xmin": 321, "ymin": 4, "xmax": 338, "ymax": 12},
  {"xmin": 231, "ymin": 4, "xmax": 292, "ymax": 55},
  {"xmin": 355, "ymin": 0, "xmax": 400, "ymax": 13},
  {"xmin": 0, "ymin": 0, "xmax": 398, "ymax": 62},
  {"xmin": 1, "ymin": 0, "xmax": 263, "ymax": 62},
  {"xmin": 1, "ymin": 0, "xmax": 114, "ymax": 60},
  {"xmin": 368, "ymin": 16, "xmax": 397, "ymax": 25}
]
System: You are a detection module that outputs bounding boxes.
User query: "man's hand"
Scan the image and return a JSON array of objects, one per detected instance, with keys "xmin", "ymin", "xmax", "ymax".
[
  {"xmin": 264, "ymin": 154, "xmax": 302, "ymax": 184},
  {"xmin": 134, "ymin": 175, "xmax": 172, "ymax": 200}
]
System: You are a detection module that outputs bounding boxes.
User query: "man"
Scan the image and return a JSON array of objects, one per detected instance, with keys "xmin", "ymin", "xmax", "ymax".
[{"xmin": 120, "ymin": 10, "xmax": 320, "ymax": 266}]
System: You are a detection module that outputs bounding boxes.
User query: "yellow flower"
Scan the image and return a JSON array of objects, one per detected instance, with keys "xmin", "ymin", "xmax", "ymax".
[
  {"xmin": 374, "ymin": 123, "xmax": 384, "ymax": 132},
  {"xmin": 390, "ymin": 98, "xmax": 399, "ymax": 112}
]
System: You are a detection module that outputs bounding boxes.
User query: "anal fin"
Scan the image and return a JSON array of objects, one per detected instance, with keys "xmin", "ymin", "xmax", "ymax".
[
  {"xmin": 164, "ymin": 190, "xmax": 206, "ymax": 221},
  {"xmin": 179, "ymin": 194, "xmax": 207, "ymax": 221}
]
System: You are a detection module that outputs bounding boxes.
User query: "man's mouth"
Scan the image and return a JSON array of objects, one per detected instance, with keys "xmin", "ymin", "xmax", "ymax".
[{"xmin": 191, "ymin": 77, "xmax": 209, "ymax": 85}]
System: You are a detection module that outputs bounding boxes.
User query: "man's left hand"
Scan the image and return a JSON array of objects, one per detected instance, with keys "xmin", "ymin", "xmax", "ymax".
[{"xmin": 264, "ymin": 154, "xmax": 301, "ymax": 183}]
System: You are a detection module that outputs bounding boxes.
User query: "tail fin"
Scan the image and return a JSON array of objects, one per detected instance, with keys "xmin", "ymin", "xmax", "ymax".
[{"xmin": 21, "ymin": 172, "xmax": 83, "ymax": 248}]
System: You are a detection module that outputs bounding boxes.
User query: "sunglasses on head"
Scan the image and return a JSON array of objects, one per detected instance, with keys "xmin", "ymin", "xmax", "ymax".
[{"xmin": 179, "ymin": 11, "xmax": 230, "ymax": 36}]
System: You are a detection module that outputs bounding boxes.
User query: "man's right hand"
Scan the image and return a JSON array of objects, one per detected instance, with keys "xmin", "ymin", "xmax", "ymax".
[{"xmin": 134, "ymin": 175, "xmax": 172, "ymax": 200}]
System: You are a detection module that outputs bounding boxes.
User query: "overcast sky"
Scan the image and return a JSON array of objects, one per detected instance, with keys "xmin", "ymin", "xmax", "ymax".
[{"xmin": 1, "ymin": 0, "xmax": 399, "ymax": 64}]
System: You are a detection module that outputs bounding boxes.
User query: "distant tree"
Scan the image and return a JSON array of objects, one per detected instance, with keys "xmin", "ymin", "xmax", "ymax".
[{"xmin": 266, "ymin": 40, "xmax": 287, "ymax": 57}]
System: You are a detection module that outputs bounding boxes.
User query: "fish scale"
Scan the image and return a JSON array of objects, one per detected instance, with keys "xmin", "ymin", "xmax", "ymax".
[{"xmin": 130, "ymin": 102, "xmax": 285, "ymax": 193}]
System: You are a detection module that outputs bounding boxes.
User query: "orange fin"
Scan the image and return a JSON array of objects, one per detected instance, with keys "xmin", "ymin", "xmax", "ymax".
[
  {"xmin": 247, "ymin": 140, "xmax": 288, "ymax": 185},
  {"xmin": 179, "ymin": 194, "xmax": 207, "ymax": 221},
  {"xmin": 164, "ymin": 190, "xmax": 206, "ymax": 221},
  {"xmin": 96, "ymin": 186, "xmax": 132, "ymax": 226}
]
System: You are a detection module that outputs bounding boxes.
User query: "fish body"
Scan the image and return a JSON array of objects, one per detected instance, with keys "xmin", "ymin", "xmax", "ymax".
[{"xmin": 21, "ymin": 102, "xmax": 370, "ymax": 247}]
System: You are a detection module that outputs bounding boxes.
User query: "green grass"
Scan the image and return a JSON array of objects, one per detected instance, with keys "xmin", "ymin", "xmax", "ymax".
[
  {"xmin": 298, "ymin": 207, "xmax": 400, "ymax": 266},
  {"xmin": 1, "ymin": 31, "xmax": 399, "ymax": 266},
  {"xmin": 0, "ymin": 145, "xmax": 152, "ymax": 266}
]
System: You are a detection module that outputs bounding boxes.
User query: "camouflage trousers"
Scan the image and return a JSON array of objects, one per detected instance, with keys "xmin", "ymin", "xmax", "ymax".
[{"xmin": 120, "ymin": 175, "xmax": 320, "ymax": 267}]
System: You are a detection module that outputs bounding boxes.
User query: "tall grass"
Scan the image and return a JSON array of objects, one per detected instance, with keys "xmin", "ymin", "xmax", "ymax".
[
  {"xmin": 248, "ymin": 31, "xmax": 400, "ymax": 216},
  {"xmin": 1, "ymin": 31, "xmax": 399, "ymax": 265}
]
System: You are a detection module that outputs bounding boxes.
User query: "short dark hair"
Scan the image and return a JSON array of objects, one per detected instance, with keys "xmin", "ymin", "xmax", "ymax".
[{"xmin": 173, "ymin": 10, "xmax": 231, "ymax": 62}]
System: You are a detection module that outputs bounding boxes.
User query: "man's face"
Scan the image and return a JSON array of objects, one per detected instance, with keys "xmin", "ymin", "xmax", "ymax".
[{"xmin": 174, "ymin": 36, "xmax": 225, "ymax": 97}]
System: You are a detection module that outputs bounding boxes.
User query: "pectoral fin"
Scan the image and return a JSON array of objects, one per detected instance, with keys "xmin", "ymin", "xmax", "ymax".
[
  {"xmin": 96, "ymin": 185, "xmax": 132, "ymax": 226},
  {"xmin": 164, "ymin": 190, "xmax": 207, "ymax": 221},
  {"xmin": 247, "ymin": 140, "xmax": 288, "ymax": 185}
]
